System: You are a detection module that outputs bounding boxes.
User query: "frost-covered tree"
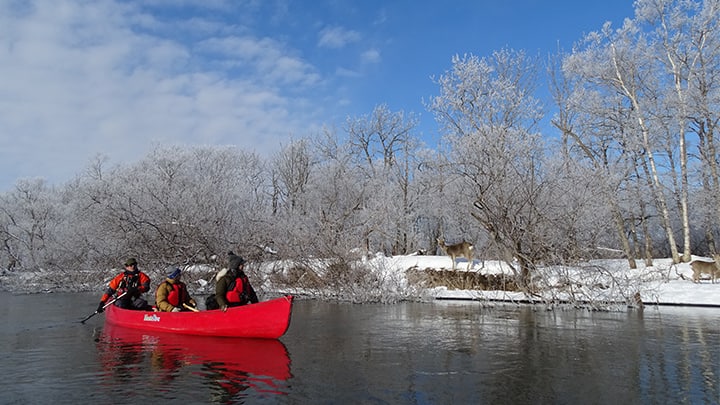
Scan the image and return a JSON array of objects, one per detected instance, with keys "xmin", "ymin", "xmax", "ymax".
[
  {"xmin": 0, "ymin": 179, "xmax": 60, "ymax": 271},
  {"xmin": 345, "ymin": 104, "xmax": 422, "ymax": 254},
  {"xmin": 560, "ymin": 0, "xmax": 720, "ymax": 263},
  {"xmin": 69, "ymin": 146, "xmax": 270, "ymax": 272},
  {"xmin": 271, "ymin": 138, "xmax": 312, "ymax": 214},
  {"xmin": 428, "ymin": 49, "xmax": 550, "ymax": 286},
  {"xmin": 552, "ymin": 49, "xmax": 647, "ymax": 268}
]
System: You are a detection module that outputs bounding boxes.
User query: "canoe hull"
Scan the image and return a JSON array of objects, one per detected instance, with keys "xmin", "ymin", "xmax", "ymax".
[{"xmin": 104, "ymin": 295, "xmax": 293, "ymax": 339}]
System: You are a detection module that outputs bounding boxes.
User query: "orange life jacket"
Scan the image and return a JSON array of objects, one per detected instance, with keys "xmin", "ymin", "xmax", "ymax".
[{"xmin": 102, "ymin": 270, "xmax": 150, "ymax": 302}]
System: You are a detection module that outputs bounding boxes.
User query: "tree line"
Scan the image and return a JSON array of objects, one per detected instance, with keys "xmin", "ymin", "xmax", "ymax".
[{"xmin": 1, "ymin": 0, "xmax": 719, "ymax": 291}]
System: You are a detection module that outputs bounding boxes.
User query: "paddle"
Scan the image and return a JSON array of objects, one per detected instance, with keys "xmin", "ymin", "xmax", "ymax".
[
  {"xmin": 183, "ymin": 303, "xmax": 200, "ymax": 312},
  {"xmin": 80, "ymin": 291, "xmax": 127, "ymax": 324}
]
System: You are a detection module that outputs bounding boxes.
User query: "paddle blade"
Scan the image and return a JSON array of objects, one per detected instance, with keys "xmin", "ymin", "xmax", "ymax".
[{"xmin": 80, "ymin": 311, "xmax": 98, "ymax": 324}]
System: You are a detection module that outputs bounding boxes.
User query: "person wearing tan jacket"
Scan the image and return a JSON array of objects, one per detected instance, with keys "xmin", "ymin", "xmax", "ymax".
[{"xmin": 155, "ymin": 267, "xmax": 197, "ymax": 312}]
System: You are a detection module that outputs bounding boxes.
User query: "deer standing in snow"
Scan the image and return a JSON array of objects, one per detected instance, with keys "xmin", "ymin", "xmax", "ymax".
[
  {"xmin": 690, "ymin": 259, "xmax": 719, "ymax": 283},
  {"xmin": 437, "ymin": 238, "xmax": 475, "ymax": 270}
]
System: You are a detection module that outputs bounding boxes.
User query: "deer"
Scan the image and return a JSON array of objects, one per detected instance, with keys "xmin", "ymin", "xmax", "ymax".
[
  {"xmin": 690, "ymin": 259, "xmax": 719, "ymax": 283},
  {"xmin": 437, "ymin": 238, "xmax": 475, "ymax": 270}
]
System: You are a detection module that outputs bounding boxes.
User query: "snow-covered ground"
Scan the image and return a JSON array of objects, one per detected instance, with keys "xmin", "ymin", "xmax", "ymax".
[{"xmin": 335, "ymin": 254, "xmax": 720, "ymax": 307}]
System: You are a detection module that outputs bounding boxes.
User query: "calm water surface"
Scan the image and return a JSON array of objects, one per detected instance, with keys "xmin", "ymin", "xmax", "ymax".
[{"xmin": 0, "ymin": 292, "xmax": 718, "ymax": 404}]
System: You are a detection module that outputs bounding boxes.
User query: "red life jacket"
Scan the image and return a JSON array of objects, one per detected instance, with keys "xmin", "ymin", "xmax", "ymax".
[
  {"xmin": 166, "ymin": 282, "xmax": 185, "ymax": 307},
  {"xmin": 225, "ymin": 275, "xmax": 250, "ymax": 305}
]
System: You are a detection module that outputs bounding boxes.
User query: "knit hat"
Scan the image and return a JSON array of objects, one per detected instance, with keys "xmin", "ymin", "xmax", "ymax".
[
  {"xmin": 168, "ymin": 268, "xmax": 181, "ymax": 279},
  {"xmin": 124, "ymin": 258, "xmax": 138, "ymax": 266},
  {"xmin": 228, "ymin": 254, "xmax": 246, "ymax": 270}
]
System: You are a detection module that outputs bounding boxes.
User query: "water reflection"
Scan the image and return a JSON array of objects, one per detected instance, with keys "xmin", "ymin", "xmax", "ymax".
[
  {"xmin": 286, "ymin": 301, "xmax": 720, "ymax": 404},
  {"xmin": 97, "ymin": 324, "xmax": 291, "ymax": 401},
  {"xmin": 1, "ymin": 293, "xmax": 717, "ymax": 403}
]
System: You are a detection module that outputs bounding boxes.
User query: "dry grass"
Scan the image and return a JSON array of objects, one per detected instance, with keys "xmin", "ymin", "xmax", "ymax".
[{"xmin": 405, "ymin": 267, "xmax": 519, "ymax": 291}]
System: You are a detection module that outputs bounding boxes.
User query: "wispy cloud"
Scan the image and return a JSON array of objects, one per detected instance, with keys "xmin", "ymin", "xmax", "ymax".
[
  {"xmin": 336, "ymin": 67, "xmax": 361, "ymax": 78},
  {"xmin": 361, "ymin": 48, "xmax": 381, "ymax": 64},
  {"xmin": 317, "ymin": 26, "xmax": 361, "ymax": 49},
  {"xmin": 198, "ymin": 35, "xmax": 321, "ymax": 86}
]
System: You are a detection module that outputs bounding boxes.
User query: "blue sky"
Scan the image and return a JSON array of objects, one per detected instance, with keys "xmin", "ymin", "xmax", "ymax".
[{"xmin": 0, "ymin": 0, "xmax": 635, "ymax": 190}]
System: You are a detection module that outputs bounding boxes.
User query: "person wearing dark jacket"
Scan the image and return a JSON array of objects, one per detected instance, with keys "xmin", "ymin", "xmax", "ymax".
[
  {"xmin": 215, "ymin": 253, "xmax": 259, "ymax": 311},
  {"xmin": 96, "ymin": 257, "xmax": 152, "ymax": 312}
]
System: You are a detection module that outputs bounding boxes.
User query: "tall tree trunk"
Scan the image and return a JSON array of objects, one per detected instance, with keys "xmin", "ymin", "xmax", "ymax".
[
  {"xmin": 610, "ymin": 44, "xmax": 680, "ymax": 263},
  {"xmin": 696, "ymin": 121, "xmax": 719, "ymax": 254},
  {"xmin": 663, "ymin": 44, "xmax": 692, "ymax": 262},
  {"xmin": 639, "ymin": 198, "xmax": 653, "ymax": 267},
  {"xmin": 611, "ymin": 200, "xmax": 637, "ymax": 269}
]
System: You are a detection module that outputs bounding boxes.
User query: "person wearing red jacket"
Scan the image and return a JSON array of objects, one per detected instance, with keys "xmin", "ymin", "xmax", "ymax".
[{"xmin": 96, "ymin": 257, "xmax": 152, "ymax": 312}]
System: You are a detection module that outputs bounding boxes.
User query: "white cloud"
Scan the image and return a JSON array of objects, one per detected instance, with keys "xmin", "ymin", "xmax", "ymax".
[
  {"xmin": 198, "ymin": 35, "xmax": 321, "ymax": 86},
  {"xmin": 361, "ymin": 48, "xmax": 381, "ymax": 64},
  {"xmin": 0, "ymin": 0, "xmax": 327, "ymax": 188},
  {"xmin": 317, "ymin": 26, "xmax": 361, "ymax": 49},
  {"xmin": 336, "ymin": 67, "xmax": 361, "ymax": 78}
]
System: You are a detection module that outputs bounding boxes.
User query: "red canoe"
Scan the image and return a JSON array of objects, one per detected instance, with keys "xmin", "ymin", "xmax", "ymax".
[{"xmin": 104, "ymin": 295, "xmax": 293, "ymax": 339}]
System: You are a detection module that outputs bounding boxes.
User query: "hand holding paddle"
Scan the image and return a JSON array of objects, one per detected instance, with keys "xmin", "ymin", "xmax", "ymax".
[{"xmin": 80, "ymin": 291, "xmax": 127, "ymax": 324}]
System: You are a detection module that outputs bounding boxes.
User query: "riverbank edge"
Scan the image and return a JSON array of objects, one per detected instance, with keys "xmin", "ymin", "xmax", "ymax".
[{"xmin": 434, "ymin": 295, "xmax": 720, "ymax": 308}]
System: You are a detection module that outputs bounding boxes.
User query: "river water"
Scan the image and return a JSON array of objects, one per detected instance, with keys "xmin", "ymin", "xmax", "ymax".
[{"xmin": 1, "ymin": 292, "xmax": 718, "ymax": 404}]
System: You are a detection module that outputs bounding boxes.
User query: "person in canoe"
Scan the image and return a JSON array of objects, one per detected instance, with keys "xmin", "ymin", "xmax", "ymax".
[
  {"xmin": 155, "ymin": 267, "xmax": 197, "ymax": 312},
  {"xmin": 95, "ymin": 257, "xmax": 152, "ymax": 312},
  {"xmin": 215, "ymin": 252, "xmax": 259, "ymax": 311}
]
